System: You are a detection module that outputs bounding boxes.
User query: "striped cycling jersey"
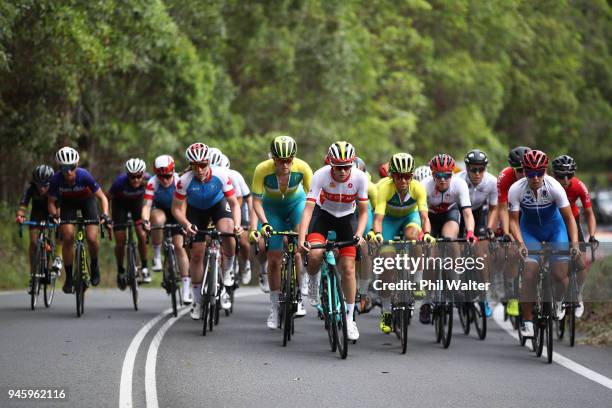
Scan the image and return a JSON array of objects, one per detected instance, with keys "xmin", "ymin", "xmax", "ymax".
[
  {"xmin": 175, "ymin": 167, "xmax": 235, "ymax": 210},
  {"xmin": 306, "ymin": 166, "xmax": 369, "ymax": 217}
]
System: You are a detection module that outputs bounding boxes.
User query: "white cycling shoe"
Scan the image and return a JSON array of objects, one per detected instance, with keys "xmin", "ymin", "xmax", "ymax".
[
  {"xmin": 267, "ymin": 308, "xmax": 279, "ymax": 329},
  {"xmin": 555, "ymin": 301, "xmax": 566, "ymax": 321},
  {"xmin": 223, "ymin": 269, "xmax": 235, "ymax": 287},
  {"xmin": 190, "ymin": 303, "xmax": 203, "ymax": 320},
  {"xmin": 241, "ymin": 261, "xmax": 252, "ymax": 285},
  {"xmin": 300, "ymin": 273, "xmax": 309, "ymax": 297},
  {"xmin": 259, "ymin": 273, "xmax": 270, "ymax": 293},
  {"xmin": 520, "ymin": 321, "xmax": 534, "ymax": 338},
  {"xmin": 347, "ymin": 320, "xmax": 360, "ymax": 341},
  {"xmin": 308, "ymin": 272, "xmax": 320, "ymax": 306},
  {"xmin": 220, "ymin": 288, "xmax": 232, "ymax": 310},
  {"xmin": 296, "ymin": 299, "xmax": 306, "ymax": 317},
  {"xmin": 152, "ymin": 256, "xmax": 162, "ymax": 272}
]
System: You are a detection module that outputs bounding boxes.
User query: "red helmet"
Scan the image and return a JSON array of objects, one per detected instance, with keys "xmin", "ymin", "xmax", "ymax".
[
  {"xmin": 429, "ymin": 154, "xmax": 455, "ymax": 173},
  {"xmin": 154, "ymin": 155, "xmax": 175, "ymax": 175},
  {"xmin": 522, "ymin": 150, "xmax": 549, "ymax": 170}
]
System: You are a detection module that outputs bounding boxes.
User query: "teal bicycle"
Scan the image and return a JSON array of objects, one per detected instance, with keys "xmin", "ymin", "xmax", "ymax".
[{"xmin": 305, "ymin": 238, "xmax": 358, "ymax": 360}]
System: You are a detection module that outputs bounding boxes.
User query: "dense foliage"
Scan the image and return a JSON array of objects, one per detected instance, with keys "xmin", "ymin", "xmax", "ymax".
[{"xmin": 1, "ymin": 0, "xmax": 610, "ymax": 201}]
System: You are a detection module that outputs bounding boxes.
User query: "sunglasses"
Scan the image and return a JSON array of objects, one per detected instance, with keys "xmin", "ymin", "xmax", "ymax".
[
  {"xmin": 332, "ymin": 165, "xmax": 352, "ymax": 171},
  {"xmin": 158, "ymin": 174, "xmax": 173, "ymax": 180},
  {"xmin": 128, "ymin": 173, "xmax": 144, "ymax": 179},
  {"xmin": 554, "ymin": 172, "xmax": 574, "ymax": 180},
  {"xmin": 469, "ymin": 167, "xmax": 486, "ymax": 174},
  {"xmin": 392, "ymin": 173, "xmax": 413, "ymax": 180},
  {"xmin": 512, "ymin": 166, "xmax": 524, "ymax": 173},
  {"xmin": 434, "ymin": 172, "xmax": 452, "ymax": 180},
  {"xmin": 274, "ymin": 158, "xmax": 293, "ymax": 165},
  {"xmin": 61, "ymin": 164, "xmax": 77, "ymax": 173},
  {"xmin": 526, "ymin": 169, "xmax": 545, "ymax": 178},
  {"xmin": 191, "ymin": 162, "xmax": 209, "ymax": 170}
]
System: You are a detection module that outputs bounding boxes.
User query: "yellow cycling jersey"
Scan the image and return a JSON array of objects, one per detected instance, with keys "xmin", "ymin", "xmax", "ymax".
[
  {"xmin": 375, "ymin": 177, "xmax": 427, "ymax": 217},
  {"xmin": 368, "ymin": 180, "xmax": 378, "ymax": 204},
  {"xmin": 251, "ymin": 158, "xmax": 313, "ymax": 203}
]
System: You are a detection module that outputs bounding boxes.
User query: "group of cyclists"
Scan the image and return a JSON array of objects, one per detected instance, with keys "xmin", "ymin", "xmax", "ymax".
[{"xmin": 16, "ymin": 137, "xmax": 598, "ymax": 346}]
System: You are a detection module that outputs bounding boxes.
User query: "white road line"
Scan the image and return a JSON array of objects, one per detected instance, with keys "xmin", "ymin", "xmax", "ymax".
[
  {"xmin": 492, "ymin": 303, "xmax": 612, "ymax": 390},
  {"xmin": 119, "ymin": 307, "xmax": 173, "ymax": 408},
  {"xmin": 0, "ymin": 291, "xmax": 21, "ymax": 296},
  {"xmin": 145, "ymin": 307, "xmax": 190, "ymax": 408},
  {"xmin": 144, "ymin": 289, "xmax": 262, "ymax": 408}
]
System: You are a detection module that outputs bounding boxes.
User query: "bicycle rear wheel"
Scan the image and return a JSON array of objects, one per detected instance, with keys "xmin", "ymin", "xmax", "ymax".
[
  {"xmin": 556, "ymin": 316, "xmax": 565, "ymax": 340},
  {"xmin": 128, "ymin": 244, "xmax": 139, "ymax": 311},
  {"xmin": 473, "ymin": 302, "xmax": 487, "ymax": 340},
  {"xmin": 534, "ymin": 317, "xmax": 544, "ymax": 357},
  {"xmin": 332, "ymin": 272, "xmax": 348, "ymax": 359},
  {"xmin": 202, "ymin": 294, "xmax": 210, "ymax": 336},
  {"xmin": 281, "ymin": 259, "xmax": 293, "ymax": 347},
  {"xmin": 165, "ymin": 249, "xmax": 178, "ymax": 317},
  {"xmin": 546, "ymin": 314, "xmax": 553, "ymax": 363},
  {"xmin": 399, "ymin": 307, "xmax": 408, "ymax": 354},
  {"xmin": 321, "ymin": 275, "xmax": 336, "ymax": 352}
]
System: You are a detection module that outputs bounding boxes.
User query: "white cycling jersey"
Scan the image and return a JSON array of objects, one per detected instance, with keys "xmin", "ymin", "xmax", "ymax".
[
  {"xmin": 306, "ymin": 166, "xmax": 369, "ymax": 217},
  {"xmin": 457, "ymin": 170, "xmax": 498, "ymax": 210},
  {"xmin": 229, "ymin": 169, "xmax": 250, "ymax": 198},
  {"xmin": 421, "ymin": 175, "xmax": 471, "ymax": 214}
]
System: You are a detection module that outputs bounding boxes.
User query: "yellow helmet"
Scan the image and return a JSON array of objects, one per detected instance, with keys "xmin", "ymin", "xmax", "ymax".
[{"xmin": 270, "ymin": 136, "xmax": 297, "ymax": 159}]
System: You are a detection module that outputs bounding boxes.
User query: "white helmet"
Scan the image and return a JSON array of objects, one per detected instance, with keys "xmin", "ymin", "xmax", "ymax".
[
  {"xmin": 327, "ymin": 141, "xmax": 356, "ymax": 165},
  {"xmin": 154, "ymin": 155, "xmax": 175, "ymax": 175},
  {"xmin": 125, "ymin": 158, "xmax": 146, "ymax": 174},
  {"xmin": 413, "ymin": 165, "xmax": 432, "ymax": 182},
  {"xmin": 185, "ymin": 143, "xmax": 209, "ymax": 163},
  {"xmin": 220, "ymin": 154, "xmax": 230, "ymax": 168},
  {"xmin": 208, "ymin": 147, "xmax": 223, "ymax": 167},
  {"xmin": 55, "ymin": 146, "xmax": 79, "ymax": 165}
]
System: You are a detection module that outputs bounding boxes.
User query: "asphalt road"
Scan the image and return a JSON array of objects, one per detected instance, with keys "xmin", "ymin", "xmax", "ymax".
[{"xmin": 0, "ymin": 287, "xmax": 611, "ymax": 408}]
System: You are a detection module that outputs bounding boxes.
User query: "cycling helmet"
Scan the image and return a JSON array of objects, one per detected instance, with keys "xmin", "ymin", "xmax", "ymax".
[
  {"xmin": 125, "ymin": 158, "xmax": 146, "ymax": 174},
  {"xmin": 185, "ymin": 143, "xmax": 209, "ymax": 163},
  {"xmin": 32, "ymin": 165, "xmax": 54, "ymax": 185},
  {"xmin": 220, "ymin": 154, "xmax": 230, "ymax": 168},
  {"xmin": 522, "ymin": 149, "xmax": 549, "ymax": 170},
  {"xmin": 55, "ymin": 147, "xmax": 79, "ymax": 165},
  {"xmin": 413, "ymin": 165, "xmax": 432, "ymax": 181},
  {"xmin": 389, "ymin": 153, "xmax": 415, "ymax": 174},
  {"xmin": 154, "ymin": 155, "xmax": 175, "ymax": 175},
  {"xmin": 508, "ymin": 146, "xmax": 531, "ymax": 167},
  {"xmin": 270, "ymin": 136, "xmax": 297, "ymax": 159},
  {"xmin": 208, "ymin": 147, "xmax": 223, "ymax": 167},
  {"xmin": 429, "ymin": 153, "xmax": 455, "ymax": 173},
  {"xmin": 327, "ymin": 141, "xmax": 356, "ymax": 165},
  {"xmin": 464, "ymin": 149, "xmax": 489, "ymax": 166},
  {"xmin": 552, "ymin": 155, "xmax": 576, "ymax": 173}
]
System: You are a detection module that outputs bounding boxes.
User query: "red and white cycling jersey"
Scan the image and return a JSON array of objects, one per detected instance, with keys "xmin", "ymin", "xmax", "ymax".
[
  {"xmin": 306, "ymin": 166, "xmax": 369, "ymax": 217},
  {"xmin": 421, "ymin": 175, "xmax": 471, "ymax": 214}
]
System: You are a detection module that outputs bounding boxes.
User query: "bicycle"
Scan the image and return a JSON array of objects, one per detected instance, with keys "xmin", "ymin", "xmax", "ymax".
[
  {"xmin": 526, "ymin": 244, "xmax": 572, "ymax": 364},
  {"xmin": 192, "ymin": 229, "xmax": 238, "ymax": 336},
  {"xmin": 367, "ymin": 238, "xmax": 418, "ymax": 354},
  {"xmin": 113, "ymin": 213, "xmax": 141, "ymax": 311},
  {"xmin": 19, "ymin": 220, "xmax": 59, "ymax": 310},
  {"xmin": 556, "ymin": 239, "xmax": 598, "ymax": 346},
  {"xmin": 456, "ymin": 236, "xmax": 488, "ymax": 341},
  {"xmin": 150, "ymin": 224, "xmax": 184, "ymax": 317},
  {"xmin": 263, "ymin": 231, "xmax": 300, "ymax": 347},
  {"xmin": 305, "ymin": 238, "xmax": 358, "ymax": 359},
  {"xmin": 60, "ymin": 217, "xmax": 106, "ymax": 317}
]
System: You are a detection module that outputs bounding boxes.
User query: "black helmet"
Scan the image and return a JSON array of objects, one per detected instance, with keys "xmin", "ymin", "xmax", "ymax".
[
  {"xmin": 508, "ymin": 146, "xmax": 531, "ymax": 167},
  {"xmin": 464, "ymin": 149, "xmax": 489, "ymax": 166},
  {"xmin": 552, "ymin": 155, "xmax": 577, "ymax": 173},
  {"xmin": 32, "ymin": 165, "xmax": 54, "ymax": 185}
]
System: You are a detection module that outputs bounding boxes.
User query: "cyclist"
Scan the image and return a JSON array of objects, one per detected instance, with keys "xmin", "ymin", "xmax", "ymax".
[
  {"xmin": 249, "ymin": 136, "xmax": 312, "ymax": 329},
  {"xmin": 109, "ymin": 158, "xmax": 150, "ymax": 288},
  {"xmin": 142, "ymin": 155, "xmax": 192, "ymax": 304},
  {"xmin": 413, "ymin": 165, "xmax": 431, "ymax": 182},
  {"xmin": 457, "ymin": 149, "xmax": 498, "ymax": 317},
  {"xmin": 298, "ymin": 141, "xmax": 369, "ymax": 341},
  {"xmin": 172, "ymin": 143, "xmax": 243, "ymax": 320},
  {"xmin": 210, "ymin": 148, "xmax": 254, "ymax": 286},
  {"xmin": 16, "ymin": 165, "xmax": 62, "ymax": 292},
  {"xmin": 48, "ymin": 147, "xmax": 110, "ymax": 293},
  {"xmin": 552, "ymin": 154, "xmax": 597, "ymax": 317},
  {"xmin": 368, "ymin": 153, "xmax": 432, "ymax": 333},
  {"xmin": 419, "ymin": 153, "xmax": 476, "ymax": 324},
  {"xmin": 508, "ymin": 150, "xmax": 580, "ymax": 337}
]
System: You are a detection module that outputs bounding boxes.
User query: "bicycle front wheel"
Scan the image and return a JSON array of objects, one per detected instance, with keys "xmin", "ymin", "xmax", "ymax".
[
  {"xmin": 440, "ymin": 303, "xmax": 453, "ymax": 349},
  {"xmin": 458, "ymin": 303, "xmax": 470, "ymax": 335},
  {"xmin": 473, "ymin": 302, "xmax": 487, "ymax": 340},
  {"xmin": 568, "ymin": 307, "xmax": 576, "ymax": 347},
  {"xmin": 75, "ymin": 245, "xmax": 84, "ymax": 318},
  {"xmin": 44, "ymin": 249, "xmax": 56, "ymax": 308},
  {"xmin": 30, "ymin": 244, "xmax": 43, "ymax": 310},
  {"xmin": 332, "ymin": 271, "xmax": 348, "ymax": 359},
  {"xmin": 128, "ymin": 244, "xmax": 139, "ymax": 311}
]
